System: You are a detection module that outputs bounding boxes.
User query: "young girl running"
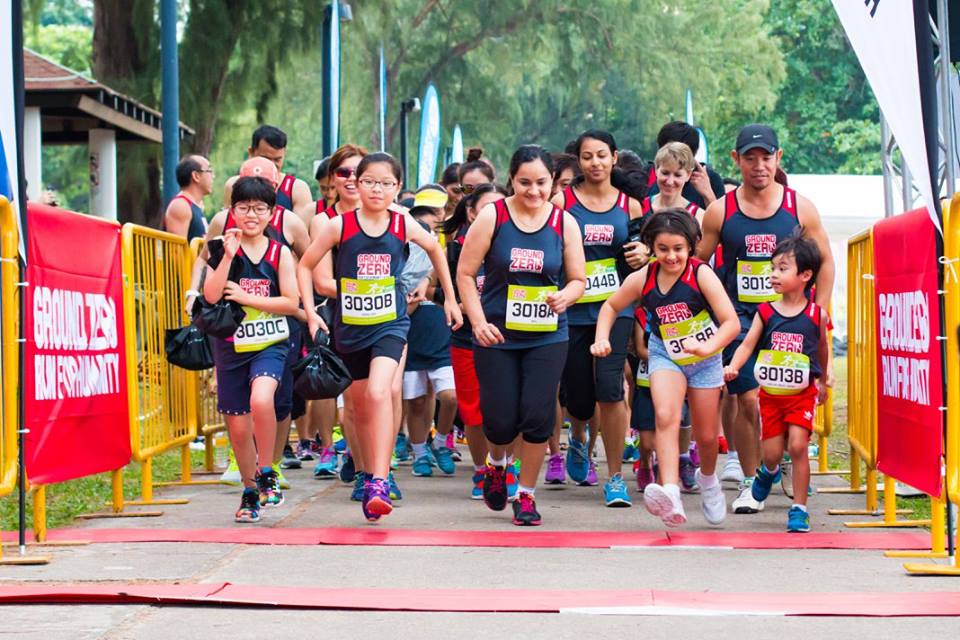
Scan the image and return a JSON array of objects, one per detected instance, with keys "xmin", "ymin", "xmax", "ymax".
[
  {"xmin": 458, "ymin": 145, "xmax": 586, "ymax": 526},
  {"xmin": 297, "ymin": 152, "xmax": 462, "ymax": 521},
  {"xmin": 440, "ymin": 183, "xmax": 508, "ymax": 499},
  {"xmin": 591, "ymin": 209, "xmax": 738, "ymax": 527},
  {"xmin": 203, "ymin": 176, "xmax": 301, "ymax": 523}
]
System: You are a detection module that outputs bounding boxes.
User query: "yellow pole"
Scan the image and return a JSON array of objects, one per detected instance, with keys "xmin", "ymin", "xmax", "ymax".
[
  {"xmin": 204, "ymin": 435, "xmax": 215, "ymax": 472},
  {"xmin": 865, "ymin": 468, "xmax": 879, "ymax": 513},
  {"xmin": 111, "ymin": 468, "xmax": 124, "ymax": 513},
  {"xmin": 849, "ymin": 448, "xmax": 861, "ymax": 491},
  {"xmin": 818, "ymin": 434, "xmax": 829, "ymax": 471},
  {"xmin": 180, "ymin": 444, "xmax": 192, "ymax": 483},
  {"xmin": 141, "ymin": 458, "xmax": 153, "ymax": 503},
  {"xmin": 32, "ymin": 486, "xmax": 46, "ymax": 543}
]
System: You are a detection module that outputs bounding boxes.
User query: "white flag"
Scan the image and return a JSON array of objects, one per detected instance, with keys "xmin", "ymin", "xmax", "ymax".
[{"xmin": 0, "ymin": 0, "xmax": 21, "ymax": 223}]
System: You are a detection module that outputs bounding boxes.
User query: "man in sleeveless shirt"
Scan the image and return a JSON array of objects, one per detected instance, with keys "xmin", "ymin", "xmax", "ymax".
[
  {"xmin": 697, "ymin": 124, "xmax": 834, "ymax": 515},
  {"xmin": 164, "ymin": 155, "xmax": 212, "ymax": 241}
]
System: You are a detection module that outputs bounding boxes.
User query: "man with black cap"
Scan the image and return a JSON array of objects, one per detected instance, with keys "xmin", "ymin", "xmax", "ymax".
[{"xmin": 697, "ymin": 123, "xmax": 834, "ymax": 515}]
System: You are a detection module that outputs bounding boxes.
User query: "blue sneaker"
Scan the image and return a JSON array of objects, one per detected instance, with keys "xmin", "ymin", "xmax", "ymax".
[
  {"xmin": 787, "ymin": 506, "xmax": 810, "ymax": 532},
  {"xmin": 751, "ymin": 464, "xmax": 781, "ymax": 503},
  {"xmin": 350, "ymin": 472, "xmax": 369, "ymax": 501},
  {"xmin": 566, "ymin": 437, "xmax": 589, "ymax": 484},
  {"xmin": 603, "ymin": 473, "xmax": 632, "ymax": 507},
  {"xmin": 433, "ymin": 446, "xmax": 456, "ymax": 475},
  {"xmin": 622, "ymin": 443, "xmax": 639, "ymax": 463},
  {"xmin": 394, "ymin": 433, "xmax": 411, "ymax": 462},
  {"xmin": 313, "ymin": 447, "xmax": 338, "ymax": 479},
  {"xmin": 506, "ymin": 462, "xmax": 519, "ymax": 502},
  {"xmin": 412, "ymin": 455, "xmax": 433, "ymax": 477},
  {"xmin": 339, "ymin": 453, "xmax": 356, "ymax": 483},
  {"xmin": 333, "ymin": 436, "xmax": 347, "ymax": 454},
  {"xmin": 471, "ymin": 470, "xmax": 484, "ymax": 500},
  {"xmin": 387, "ymin": 471, "xmax": 402, "ymax": 500}
]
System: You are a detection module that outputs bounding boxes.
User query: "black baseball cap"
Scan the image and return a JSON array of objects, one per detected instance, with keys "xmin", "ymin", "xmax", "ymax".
[{"xmin": 735, "ymin": 124, "xmax": 779, "ymax": 154}]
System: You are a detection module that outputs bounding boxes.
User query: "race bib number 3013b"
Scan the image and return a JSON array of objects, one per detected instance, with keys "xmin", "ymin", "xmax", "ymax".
[
  {"xmin": 234, "ymin": 307, "xmax": 290, "ymax": 353},
  {"xmin": 578, "ymin": 258, "xmax": 620, "ymax": 303},
  {"xmin": 341, "ymin": 277, "xmax": 397, "ymax": 326},
  {"xmin": 505, "ymin": 285, "xmax": 558, "ymax": 332},
  {"xmin": 754, "ymin": 349, "xmax": 810, "ymax": 395},
  {"xmin": 736, "ymin": 260, "xmax": 780, "ymax": 303}
]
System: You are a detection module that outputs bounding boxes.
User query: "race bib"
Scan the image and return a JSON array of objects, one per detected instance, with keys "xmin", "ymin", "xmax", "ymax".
[
  {"xmin": 736, "ymin": 260, "xmax": 780, "ymax": 303},
  {"xmin": 505, "ymin": 285, "xmax": 558, "ymax": 332},
  {"xmin": 635, "ymin": 357, "xmax": 650, "ymax": 388},
  {"xmin": 658, "ymin": 309, "xmax": 718, "ymax": 365},
  {"xmin": 341, "ymin": 277, "xmax": 397, "ymax": 326},
  {"xmin": 578, "ymin": 258, "xmax": 620, "ymax": 303},
  {"xmin": 754, "ymin": 350, "xmax": 810, "ymax": 395},
  {"xmin": 234, "ymin": 307, "xmax": 290, "ymax": 353}
]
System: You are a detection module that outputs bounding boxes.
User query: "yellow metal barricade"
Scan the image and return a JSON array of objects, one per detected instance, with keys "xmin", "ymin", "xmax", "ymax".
[{"xmin": 0, "ymin": 197, "xmax": 18, "ymax": 500}]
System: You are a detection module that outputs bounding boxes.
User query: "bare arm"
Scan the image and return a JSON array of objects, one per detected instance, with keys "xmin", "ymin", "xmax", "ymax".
[
  {"xmin": 406, "ymin": 213, "xmax": 462, "ymax": 329},
  {"xmin": 292, "ymin": 178, "xmax": 315, "ymax": 227},
  {"xmin": 685, "ymin": 265, "xmax": 740, "ymax": 357},
  {"xmin": 309, "ymin": 215, "xmax": 337, "ymax": 299},
  {"xmin": 627, "ymin": 197, "xmax": 645, "ymax": 220},
  {"xmin": 589, "ymin": 267, "xmax": 649, "ymax": 356},
  {"xmin": 284, "ymin": 211, "xmax": 311, "ymax": 259},
  {"xmin": 298, "ymin": 216, "xmax": 341, "ymax": 336},
  {"xmin": 797, "ymin": 195, "xmax": 835, "ymax": 308},
  {"xmin": 549, "ymin": 211, "xmax": 586, "ymax": 313},
  {"xmin": 456, "ymin": 204, "xmax": 499, "ymax": 345},
  {"xmin": 696, "ymin": 198, "xmax": 724, "ymax": 261},
  {"xmin": 163, "ymin": 199, "xmax": 192, "ymax": 238},
  {"xmin": 724, "ymin": 313, "xmax": 763, "ymax": 377},
  {"xmin": 223, "ymin": 175, "xmax": 238, "ymax": 210}
]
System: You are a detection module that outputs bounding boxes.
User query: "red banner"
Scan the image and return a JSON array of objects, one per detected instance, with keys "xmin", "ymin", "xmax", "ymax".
[
  {"xmin": 23, "ymin": 204, "xmax": 130, "ymax": 485},
  {"xmin": 873, "ymin": 207, "xmax": 943, "ymax": 497}
]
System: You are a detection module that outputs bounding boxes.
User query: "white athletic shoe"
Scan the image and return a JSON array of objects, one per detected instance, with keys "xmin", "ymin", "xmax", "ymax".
[
  {"xmin": 731, "ymin": 479, "xmax": 764, "ymax": 514},
  {"xmin": 645, "ymin": 483, "xmax": 686, "ymax": 527},
  {"xmin": 696, "ymin": 470, "xmax": 727, "ymax": 525},
  {"xmin": 720, "ymin": 456, "xmax": 744, "ymax": 483}
]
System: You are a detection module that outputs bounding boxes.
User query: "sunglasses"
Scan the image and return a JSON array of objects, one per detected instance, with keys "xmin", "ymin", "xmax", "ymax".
[
  {"xmin": 459, "ymin": 183, "xmax": 490, "ymax": 196},
  {"xmin": 334, "ymin": 167, "xmax": 356, "ymax": 179}
]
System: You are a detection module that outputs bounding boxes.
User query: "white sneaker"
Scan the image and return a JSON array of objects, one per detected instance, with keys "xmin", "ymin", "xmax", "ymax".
[
  {"xmin": 731, "ymin": 479, "xmax": 764, "ymax": 514},
  {"xmin": 696, "ymin": 470, "xmax": 726, "ymax": 525},
  {"xmin": 720, "ymin": 456, "xmax": 744, "ymax": 483},
  {"xmin": 645, "ymin": 483, "xmax": 686, "ymax": 527},
  {"xmin": 220, "ymin": 451, "xmax": 241, "ymax": 485}
]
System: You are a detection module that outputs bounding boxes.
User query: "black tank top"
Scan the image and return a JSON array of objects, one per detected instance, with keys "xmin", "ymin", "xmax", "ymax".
[{"xmin": 754, "ymin": 300, "xmax": 823, "ymax": 395}]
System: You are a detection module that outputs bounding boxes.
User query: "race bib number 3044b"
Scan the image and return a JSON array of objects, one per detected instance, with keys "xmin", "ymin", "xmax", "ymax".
[
  {"xmin": 658, "ymin": 310, "xmax": 718, "ymax": 365},
  {"xmin": 754, "ymin": 349, "xmax": 810, "ymax": 395},
  {"xmin": 234, "ymin": 307, "xmax": 290, "ymax": 353},
  {"xmin": 341, "ymin": 277, "xmax": 397, "ymax": 325},
  {"xmin": 736, "ymin": 260, "xmax": 780, "ymax": 303},
  {"xmin": 505, "ymin": 285, "xmax": 558, "ymax": 332},
  {"xmin": 578, "ymin": 258, "xmax": 620, "ymax": 303}
]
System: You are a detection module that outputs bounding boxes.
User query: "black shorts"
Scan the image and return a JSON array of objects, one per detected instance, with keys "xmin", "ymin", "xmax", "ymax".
[
  {"xmin": 338, "ymin": 335, "xmax": 406, "ymax": 381},
  {"xmin": 631, "ymin": 387, "xmax": 691, "ymax": 431},
  {"xmin": 560, "ymin": 317, "xmax": 633, "ymax": 421},
  {"xmin": 723, "ymin": 331, "xmax": 759, "ymax": 395}
]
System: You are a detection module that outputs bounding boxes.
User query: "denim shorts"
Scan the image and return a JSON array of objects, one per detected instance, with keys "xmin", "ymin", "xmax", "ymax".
[{"xmin": 647, "ymin": 335, "xmax": 724, "ymax": 389}]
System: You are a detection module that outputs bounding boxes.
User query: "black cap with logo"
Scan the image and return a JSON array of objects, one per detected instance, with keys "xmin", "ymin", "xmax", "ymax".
[{"xmin": 735, "ymin": 124, "xmax": 779, "ymax": 155}]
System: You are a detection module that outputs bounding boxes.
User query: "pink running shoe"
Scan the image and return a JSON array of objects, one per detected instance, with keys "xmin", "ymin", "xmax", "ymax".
[{"xmin": 636, "ymin": 467, "xmax": 655, "ymax": 493}]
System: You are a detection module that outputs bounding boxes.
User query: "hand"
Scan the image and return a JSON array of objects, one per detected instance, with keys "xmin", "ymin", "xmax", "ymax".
[
  {"xmin": 682, "ymin": 341, "xmax": 714, "ymax": 358},
  {"xmin": 223, "ymin": 281, "xmax": 252, "ymax": 306},
  {"xmin": 473, "ymin": 321, "xmax": 505, "ymax": 347},
  {"xmin": 407, "ymin": 278, "xmax": 429, "ymax": 304},
  {"xmin": 689, "ymin": 163, "xmax": 713, "ymax": 200},
  {"xmin": 590, "ymin": 339, "xmax": 612, "ymax": 358},
  {"xmin": 723, "ymin": 365, "xmax": 739, "ymax": 382},
  {"xmin": 222, "ymin": 228, "xmax": 242, "ymax": 259},
  {"xmin": 185, "ymin": 291, "xmax": 198, "ymax": 318},
  {"xmin": 444, "ymin": 298, "xmax": 464, "ymax": 330},
  {"xmin": 816, "ymin": 379, "xmax": 827, "ymax": 405},
  {"xmin": 546, "ymin": 289, "xmax": 576, "ymax": 314},
  {"xmin": 306, "ymin": 309, "xmax": 329, "ymax": 339},
  {"xmin": 825, "ymin": 366, "xmax": 836, "ymax": 389},
  {"xmin": 623, "ymin": 241, "xmax": 650, "ymax": 270}
]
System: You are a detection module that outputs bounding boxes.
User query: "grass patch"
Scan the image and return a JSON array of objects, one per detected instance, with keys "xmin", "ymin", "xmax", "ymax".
[{"xmin": 0, "ymin": 448, "xmax": 204, "ymax": 531}]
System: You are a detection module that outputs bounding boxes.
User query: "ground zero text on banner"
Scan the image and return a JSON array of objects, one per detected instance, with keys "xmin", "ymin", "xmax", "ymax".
[
  {"xmin": 877, "ymin": 290, "xmax": 930, "ymax": 406},
  {"xmin": 32, "ymin": 287, "xmax": 122, "ymax": 400}
]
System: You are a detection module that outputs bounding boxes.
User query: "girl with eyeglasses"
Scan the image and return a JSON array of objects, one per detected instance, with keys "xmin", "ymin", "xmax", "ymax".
[{"xmin": 298, "ymin": 152, "xmax": 463, "ymax": 521}]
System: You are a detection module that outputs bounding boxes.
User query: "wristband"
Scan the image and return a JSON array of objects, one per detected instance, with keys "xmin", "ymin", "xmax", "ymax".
[{"xmin": 185, "ymin": 289, "xmax": 199, "ymax": 298}]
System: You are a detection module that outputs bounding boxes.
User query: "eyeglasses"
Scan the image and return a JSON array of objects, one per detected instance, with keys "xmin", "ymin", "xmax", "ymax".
[
  {"xmin": 460, "ymin": 183, "xmax": 490, "ymax": 196},
  {"xmin": 334, "ymin": 167, "xmax": 356, "ymax": 179},
  {"xmin": 233, "ymin": 204, "xmax": 272, "ymax": 217},
  {"xmin": 197, "ymin": 168, "xmax": 215, "ymax": 174},
  {"xmin": 358, "ymin": 177, "xmax": 399, "ymax": 190}
]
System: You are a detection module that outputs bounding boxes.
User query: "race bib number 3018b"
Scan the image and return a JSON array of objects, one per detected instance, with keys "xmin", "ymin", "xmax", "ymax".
[
  {"xmin": 505, "ymin": 285, "xmax": 558, "ymax": 332},
  {"xmin": 736, "ymin": 260, "xmax": 780, "ymax": 303},
  {"xmin": 658, "ymin": 309, "xmax": 718, "ymax": 366},
  {"xmin": 754, "ymin": 349, "xmax": 810, "ymax": 395},
  {"xmin": 578, "ymin": 258, "xmax": 620, "ymax": 303},
  {"xmin": 341, "ymin": 277, "xmax": 397, "ymax": 326}
]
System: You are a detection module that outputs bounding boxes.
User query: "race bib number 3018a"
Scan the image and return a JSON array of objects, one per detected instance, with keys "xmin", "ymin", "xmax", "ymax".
[
  {"xmin": 341, "ymin": 276, "xmax": 397, "ymax": 325},
  {"xmin": 505, "ymin": 285, "xmax": 558, "ymax": 332},
  {"xmin": 736, "ymin": 260, "xmax": 780, "ymax": 303},
  {"xmin": 578, "ymin": 258, "xmax": 620, "ymax": 303},
  {"xmin": 754, "ymin": 349, "xmax": 810, "ymax": 395}
]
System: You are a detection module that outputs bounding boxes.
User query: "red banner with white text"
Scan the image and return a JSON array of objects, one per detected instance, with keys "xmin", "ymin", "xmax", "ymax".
[
  {"xmin": 23, "ymin": 204, "xmax": 131, "ymax": 485},
  {"xmin": 873, "ymin": 207, "xmax": 943, "ymax": 497}
]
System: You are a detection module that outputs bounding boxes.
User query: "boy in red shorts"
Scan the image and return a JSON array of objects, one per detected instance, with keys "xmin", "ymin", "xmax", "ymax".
[{"xmin": 723, "ymin": 231, "xmax": 830, "ymax": 532}]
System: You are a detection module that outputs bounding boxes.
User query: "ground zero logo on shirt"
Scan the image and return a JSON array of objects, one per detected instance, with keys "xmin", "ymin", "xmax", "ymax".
[
  {"xmin": 655, "ymin": 302, "xmax": 692, "ymax": 324},
  {"xmin": 583, "ymin": 224, "xmax": 614, "ymax": 246},
  {"xmin": 745, "ymin": 234, "xmax": 777, "ymax": 257},
  {"xmin": 357, "ymin": 253, "xmax": 392, "ymax": 279},
  {"xmin": 239, "ymin": 278, "xmax": 270, "ymax": 297},
  {"xmin": 771, "ymin": 331, "xmax": 804, "ymax": 353},
  {"xmin": 509, "ymin": 248, "xmax": 544, "ymax": 273}
]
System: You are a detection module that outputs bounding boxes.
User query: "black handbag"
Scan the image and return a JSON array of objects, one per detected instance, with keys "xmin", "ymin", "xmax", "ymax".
[
  {"xmin": 164, "ymin": 324, "xmax": 214, "ymax": 370},
  {"xmin": 191, "ymin": 266, "xmax": 245, "ymax": 339},
  {"xmin": 292, "ymin": 331, "xmax": 352, "ymax": 400}
]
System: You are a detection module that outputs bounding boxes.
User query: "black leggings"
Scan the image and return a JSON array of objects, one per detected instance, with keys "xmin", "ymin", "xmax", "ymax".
[
  {"xmin": 474, "ymin": 341, "xmax": 568, "ymax": 445},
  {"xmin": 561, "ymin": 317, "xmax": 633, "ymax": 421}
]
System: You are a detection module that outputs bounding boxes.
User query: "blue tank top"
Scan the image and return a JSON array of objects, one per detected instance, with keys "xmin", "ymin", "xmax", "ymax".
[
  {"xmin": 754, "ymin": 300, "xmax": 823, "ymax": 394},
  {"xmin": 449, "ymin": 224, "xmax": 483, "ymax": 350},
  {"xmin": 333, "ymin": 209, "xmax": 410, "ymax": 352},
  {"xmin": 276, "ymin": 173, "xmax": 296, "ymax": 211},
  {"xmin": 171, "ymin": 194, "xmax": 208, "ymax": 242},
  {"xmin": 406, "ymin": 301, "xmax": 452, "ymax": 370},
  {"xmin": 479, "ymin": 199, "xmax": 567, "ymax": 350},
  {"xmin": 562, "ymin": 186, "xmax": 632, "ymax": 325},
  {"xmin": 718, "ymin": 187, "xmax": 799, "ymax": 330}
]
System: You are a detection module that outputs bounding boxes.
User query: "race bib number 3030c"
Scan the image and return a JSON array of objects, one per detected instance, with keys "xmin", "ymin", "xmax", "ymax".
[
  {"xmin": 736, "ymin": 260, "xmax": 780, "ymax": 303},
  {"xmin": 234, "ymin": 307, "xmax": 290, "ymax": 353},
  {"xmin": 341, "ymin": 276, "xmax": 397, "ymax": 326},
  {"xmin": 754, "ymin": 349, "xmax": 810, "ymax": 395},
  {"xmin": 578, "ymin": 258, "xmax": 620, "ymax": 304},
  {"xmin": 505, "ymin": 284, "xmax": 558, "ymax": 332},
  {"xmin": 658, "ymin": 309, "xmax": 718, "ymax": 366}
]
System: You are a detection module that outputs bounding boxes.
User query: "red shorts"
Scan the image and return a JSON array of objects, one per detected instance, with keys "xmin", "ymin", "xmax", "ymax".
[
  {"xmin": 450, "ymin": 346, "xmax": 483, "ymax": 426},
  {"xmin": 759, "ymin": 385, "xmax": 818, "ymax": 440}
]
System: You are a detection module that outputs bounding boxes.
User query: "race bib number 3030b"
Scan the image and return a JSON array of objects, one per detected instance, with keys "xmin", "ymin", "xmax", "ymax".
[
  {"xmin": 341, "ymin": 276, "xmax": 397, "ymax": 325},
  {"xmin": 658, "ymin": 309, "xmax": 718, "ymax": 365},
  {"xmin": 505, "ymin": 285, "xmax": 558, "ymax": 332},
  {"xmin": 736, "ymin": 260, "xmax": 780, "ymax": 303},
  {"xmin": 234, "ymin": 307, "xmax": 290, "ymax": 353},
  {"xmin": 754, "ymin": 349, "xmax": 810, "ymax": 395},
  {"xmin": 578, "ymin": 258, "xmax": 620, "ymax": 303}
]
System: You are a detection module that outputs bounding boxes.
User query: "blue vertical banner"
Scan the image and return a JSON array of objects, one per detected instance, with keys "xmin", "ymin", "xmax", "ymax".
[
  {"xmin": 160, "ymin": 0, "xmax": 180, "ymax": 205},
  {"xmin": 451, "ymin": 125, "xmax": 464, "ymax": 163},
  {"xmin": 416, "ymin": 83, "xmax": 441, "ymax": 188},
  {"xmin": 378, "ymin": 45, "xmax": 386, "ymax": 151}
]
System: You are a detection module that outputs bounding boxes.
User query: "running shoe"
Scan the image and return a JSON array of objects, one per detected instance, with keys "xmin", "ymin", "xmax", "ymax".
[
  {"xmin": 688, "ymin": 443, "xmax": 701, "ymax": 467},
  {"xmin": 446, "ymin": 432, "xmax": 462, "ymax": 462},
  {"xmin": 387, "ymin": 471, "xmax": 402, "ymax": 500},
  {"xmin": 506, "ymin": 462, "xmax": 519, "ymax": 501},
  {"xmin": 333, "ymin": 427, "xmax": 347, "ymax": 454},
  {"xmin": 544, "ymin": 454, "xmax": 565, "ymax": 485},
  {"xmin": 394, "ymin": 432, "xmax": 411, "ymax": 462},
  {"xmin": 635, "ymin": 467, "xmax": 655, "ymax": 493},
  {"xmin": 679, "ymin": 456, "xmax": 700, "ymax": 494},
  {"xmin": 280, "ymin": 443, "xmax": 302, "ymax": 469},
  {"xmin": 717, "ymin": 435, "xmax": 729, "ymax": 454},
  {"xmin": 350, "ymin": 472, "xmax": 369, "ymax": 502},
  {"xmin": 272, "ymin": 463, "xmax": 290, "ymax": 489},
  {"xmin": 644, "ymin": 483, "xmax": 686, "ymax": 527},
  {"xmin": 622, "ymin": 442, "xmax": 640, "ymax": 463},
  {"xmin": 781, "ymin": 454, "xmax": 794, "ymax": 498},
  {"xmin": 310, "ymin": 437, "xmax": 324, "ymax": 458},
  {"xmin": 565, "ymin": 437, "xmax": 589, "ymax": 484},
  {"xmin": 720, "ymin": 456, "xmax": 744, "ymax": 483},
  {"xmin": 580, "ymin": 460, "xmax": 598, "ymax": 487},
  {"xmin": 433, "ymin": 445, "xmax": 456, "ymax": 475},
  {"xmin": 751, "ymin": 464, "xmax": 781, "ymax": 503},
  {"xmin": 603, "ymin": 473, "xmax": 632, "ymax": 507},
  {"xmin": 220, "ymin": 450, "xmax": 241, "ymax": 485},
  {"xmin": 696, "ymin": 470, "xmax": 726, "ymax": 525},
  {"xmin": 412, "ymin": 455, "xmax": 433, "ymax": 477},
  {"xmin": 234, "ymin": 488, "xmax": 261, "ymax": 523},
  {"xmin": 313, "ymin": 447, "xmax": 338, "ymax": 479},
  {"xmin": 390, "ymin": 452, "xmax": 399, "ymax": 470},
  {"xmin": 482, "ymin": 464, "xmax": 508, "ymax": 511},
  {"xmin": 363, "ymin": 477, "xmax": 393, "ymax": 521},
  {"xmin": 787, "ymin": 506, "xmax": 811, "ymax": 533},
  {"xmin": 296, "ymin": 439, "xmax": 316, "ymax": 462},
  {"xmin": 256, "ymin": 467, "xmax": 284, "ymax": 507},
  {"xmin": 732, "ymin": 478, "xmax": 764, "ymax": 514},
  {"xmin": 471, "ymin": 470, "xmax": 484, "ymax": 500},
  {"xmin": 339, "ymin": 453, "xmax": 356, "ymax": 483},
  {"xmin": 512, "ymin": 492, "xmax": 542, "ymax": 526}
]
